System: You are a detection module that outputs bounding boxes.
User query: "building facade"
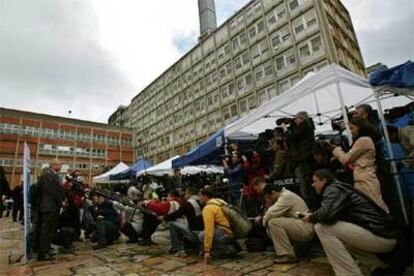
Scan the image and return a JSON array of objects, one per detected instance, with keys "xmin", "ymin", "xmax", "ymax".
[
  {"xmin": 0, "ymin": 107, "xmax": 133, "ymax": 188},
  {"xmin": 108, "ymin": 105, "xmax": 131, "ymax": 127},
  {"xmin": 124, "ymin": 0, "xmax": 365, "ymax": 164}
]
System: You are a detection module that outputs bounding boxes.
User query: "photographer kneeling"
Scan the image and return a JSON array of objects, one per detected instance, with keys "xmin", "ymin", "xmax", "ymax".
[
  {"xmin": 303, "ymin": 169, "xmax": 396, "ymax": 276},
  {"xmin": 262, "ymin": 184, "xmax": 314, "ymax": 264}
]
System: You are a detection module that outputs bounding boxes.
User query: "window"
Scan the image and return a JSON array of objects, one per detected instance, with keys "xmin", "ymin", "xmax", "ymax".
[
  {"xmin": 268, "ymin": 86, "xmax": 278, "ymax": 98},
  {"xmin": 230, "ymin": 104, "xmax": 238, "ymax": 119},
  {"xmin": 249, "ymin": 26, "xmax": 257, "ymax": 39},
  {"xmin": 234, "ymin": 51, "xmax": 250, "ymax": 70},
  {"xmin": 248, "ymin": 20, "xmax": 265, "ymax": 40},
  {"xmin": 270, "ymin": 25, "xmax": 291, "ymax": 51},
  {"xmin": 257, "ymin": 89, "xmax": 268, "ymax": 105},
  {"xmin": 289, "ymin": 0, "xmax": 299, "ymax": 11},
  {"xmin": 299, "ymin": 44, "xmax": 311, "ymax": 58},
  {"xmin": 271, "ymin": 34, "xmax": 281, "ymax": 48},
  {"xmin": 275, "ymin": 49, "xmax": 296, "ymax": 73},
  {"xmin": 217, "ymin": 43, "xmax": 230, "ymax": 63},
  {"xmin": 275, "ymin": 56, "xmax": 285, "ymax": 71},
  {"xmin": 248, "ymin": 95, "xmax": 257, "ymax": 109},
  {"xmin": 311, "ymin": 36, "xmax": 323, "ymax": 51},
  {"xmin": 255, "ymin": 68, "xmax": 264, "ymax": 82},
  {"xmin": 298, "ymin": 35, "xmax": 324, "ymax": 64},
  {"xmin": 236, "ymin": 73, "xmax": 253, "ymax": 95},
  {"xmin": 239, "ymin": 99, "xmax": 248, "ymax": 114},
  {"xmin": 264, "ymin": 63, "xmax": 274, "ymax": 77}
]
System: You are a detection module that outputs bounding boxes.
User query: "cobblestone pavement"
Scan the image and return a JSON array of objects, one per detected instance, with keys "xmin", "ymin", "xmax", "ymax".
[{"xmin": 1, "ymin": 218, "xmax": 336, "ymax": 275}]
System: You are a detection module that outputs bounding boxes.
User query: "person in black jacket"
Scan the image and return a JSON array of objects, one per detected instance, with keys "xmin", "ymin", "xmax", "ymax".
[
  {"xmin": 51, "ymin": 198, "xmax": 78, "ymax": 253},
  {"xmin": 302, "ymin": 169, "xmax": 396, "ymax": 276},
  {"xmin": 91, "ymin": 195, "xmax": 120, "ymax": 250},
  {"xmin": 161, "ymin": 187, "xmax": 203, "ymax": 257},
  {"xmin": 36, "ymin": 160, "xmax": 65, "ymax": 261},
  {"xmin": 0, "ymin": 166, "xmax": 11, "ymax": 218},
  {"xmin": 284, "ymin": 111, "xmax": 317, "ymax": 209},
  {"xmin": 11, "ymin": 182, "xmax": 23, "ymax": 222}
]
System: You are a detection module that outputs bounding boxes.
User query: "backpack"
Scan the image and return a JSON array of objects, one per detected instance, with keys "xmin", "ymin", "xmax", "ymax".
[{"xmin": 208, "ymin": 199, "xmax": 252, "ymax": 239}]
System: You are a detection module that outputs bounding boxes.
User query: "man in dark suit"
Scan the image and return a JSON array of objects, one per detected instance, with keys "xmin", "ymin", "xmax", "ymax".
[{"xmin": 36, "ymin": 160, "xmax": 64, "ymax": 261}]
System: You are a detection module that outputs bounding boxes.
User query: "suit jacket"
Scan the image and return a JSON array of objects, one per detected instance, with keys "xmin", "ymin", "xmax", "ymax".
[{"xmin": 38, "ymin": 169, "xmax": 64, "ymax": 213}]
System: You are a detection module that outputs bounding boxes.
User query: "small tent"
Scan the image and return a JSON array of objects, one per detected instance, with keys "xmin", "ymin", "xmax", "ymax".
[
  {"xmin": 181, "ymin": 165, "xmax": 224, "ymax": 175},
  {"xmin": 137, "ymin": 156, "xmax": 180, "ymax": 177},
  {"xmin": 110, "ymin": 159, "xmax": 151, "ymax": 181},
  {"xmin": 93, "ymin": 162, "xmax": 129, "ymax": 183}
]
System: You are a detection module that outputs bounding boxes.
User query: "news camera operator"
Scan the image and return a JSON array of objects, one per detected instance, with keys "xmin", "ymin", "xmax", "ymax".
[
  {"xmin": 278, "ymin": 112, "xmax": 317, "ymax": 210},
  {"xmin": 63, "ymin": 170, "xmax": 85, "ymax": 210},
  {"xmin": 223, "ymin": 152, "xmax": 244, "ymax": 206},
  {"xmin": 328, "ymin": 117, "xmax": 389, "ymax": 213}
]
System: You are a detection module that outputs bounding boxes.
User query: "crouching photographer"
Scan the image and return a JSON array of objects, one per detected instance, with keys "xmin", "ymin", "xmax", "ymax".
[{"xmin": 303, "ymin": 169, "xmax": 397, "ymax": 276}]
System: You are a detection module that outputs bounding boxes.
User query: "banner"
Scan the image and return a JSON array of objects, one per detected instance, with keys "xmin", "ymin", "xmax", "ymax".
[{"xmin": 23, "ymin": 142, "xmax": 32, "ymax": 260}]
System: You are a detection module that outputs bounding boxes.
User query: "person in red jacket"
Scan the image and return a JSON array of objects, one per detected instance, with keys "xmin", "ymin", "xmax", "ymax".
[
  {"xmin": 137, "ymin": 190, "xmax": 182, "ymax": 245},
  {"xmin": 242, "ymin": 151, "xmax": 267, "ymax": 217}
]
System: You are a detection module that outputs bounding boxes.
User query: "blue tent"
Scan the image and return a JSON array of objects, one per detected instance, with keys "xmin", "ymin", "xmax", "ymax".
[
  {"xmin": 369, "ymin": 61, "xmax": 414, "ymax": 88},
  {"xmin": 172, "ymin": 129, "xmax": 226, "ymax": 168},
  {"xmin": 110, "ymin": 159, "xmax": 151, "ymax": 180}
]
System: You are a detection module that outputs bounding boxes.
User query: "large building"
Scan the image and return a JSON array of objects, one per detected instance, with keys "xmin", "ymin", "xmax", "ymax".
[
  {"xmin": 108, "ymin": 105, "xmax": 131, "ymax": 127},
  {"xmin": 118, "ymin": 0, "xmax": 366, "ymax": 164},
  {"xmin": 0, "ymin": 107, "xmax": 133, "ymax": 188}
]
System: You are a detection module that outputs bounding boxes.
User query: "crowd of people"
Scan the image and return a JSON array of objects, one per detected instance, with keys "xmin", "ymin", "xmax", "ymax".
[{"xmin": 0, "ymin": 103, "xmax": 413, "ymax": 276}]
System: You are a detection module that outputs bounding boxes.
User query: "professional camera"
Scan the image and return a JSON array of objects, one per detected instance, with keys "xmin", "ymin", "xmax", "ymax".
[
  {"xmin": 276, "ymin": 117, "xmax": 294, "ymax": 126},
  {"xmin": 256, "ymin": 129, "xmax": 274, "ymax": 152}
]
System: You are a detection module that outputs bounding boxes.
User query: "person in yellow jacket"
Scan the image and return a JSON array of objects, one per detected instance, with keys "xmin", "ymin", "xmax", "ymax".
[{"xmin": 199, "ymin": 188, "xmax": 241, "ymax": 264}]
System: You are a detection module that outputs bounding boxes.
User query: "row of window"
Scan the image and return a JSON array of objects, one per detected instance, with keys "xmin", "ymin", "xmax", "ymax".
[
  {"xmin": 0, "ymin": 123, "xmax": 132, "ymax": 146},
  {"xmin": 133, "ymin": 2, "xmax": 318, "ymax": 116},
  {"xmin": 138, "ymin": 58, "xmax": 328, "ymax": 144},
  {"xmin": 137, "ymin": 59, "xmax": 328, "ymax": 151},
  {"xmin": 0, "ymin": 159, "xmax": 105, "ymax": 171},
  {"xmin": 135, "ymin": 34, "xmax": 324, "ymax": 131},
  {"xmin": 136, "ymin": 28, "xmax": 321, "ymax": 125},
  {"xmin": 39, "ymin": 144, "xmax": 107, "ymax": 158}
]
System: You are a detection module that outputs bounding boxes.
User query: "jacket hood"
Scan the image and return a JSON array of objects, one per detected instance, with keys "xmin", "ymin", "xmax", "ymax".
[{"xmin": 322, "ymin": 179, "xmax": 353, "ymax": 195}]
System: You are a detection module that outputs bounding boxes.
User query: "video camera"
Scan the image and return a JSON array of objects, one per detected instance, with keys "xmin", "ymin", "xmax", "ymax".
[{"xmin": 276, "ymin": 117, "xmax": 294, "ymax": 126}]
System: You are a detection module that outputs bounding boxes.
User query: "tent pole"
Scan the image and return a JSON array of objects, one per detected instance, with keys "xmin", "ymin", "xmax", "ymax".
[
  {"xmin": 375, "ymin": 94, "xmax": 409, "ymax": 224},
  {"xmin": 335, "ymin": 82, "xmax": 353, "ymax": 145}
]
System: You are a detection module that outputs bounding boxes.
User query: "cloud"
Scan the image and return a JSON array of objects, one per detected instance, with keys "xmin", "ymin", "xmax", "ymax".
[
  {"xmin": 0, "ymin": 0, "xmax": 135, "ymax": 122},
  {"xmin": 342, "ymin": 0, "xmax": 414, "ymax": 67},
  {"xmin": 170, "ymin": 1, "xmax": 249, "ymax": 55},
  {"xmin": 0, "ymin": 0, "xmax": 412, "ymax": 124},
  {"xmin": 216, "ymin": 0, "xmax": 249, "ymax": 24},
  {"xmin": 172, "ymin": 31, "xmax": 198, "ymax": 55}
]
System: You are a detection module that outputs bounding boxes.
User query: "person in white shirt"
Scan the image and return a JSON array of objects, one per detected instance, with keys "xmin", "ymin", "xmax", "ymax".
[{"xmin": 263, "ymin": 184, "xmax": 314, "ymax": 264}]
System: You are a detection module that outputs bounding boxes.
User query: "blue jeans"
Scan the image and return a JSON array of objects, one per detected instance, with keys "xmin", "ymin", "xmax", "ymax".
[
  {"xmin": 170, "ymin": 221, "xmax": 198, "ymax": 252},
  {"xmin": 198, "ymin": 227, "xmax": 238, "ymax": 257}
]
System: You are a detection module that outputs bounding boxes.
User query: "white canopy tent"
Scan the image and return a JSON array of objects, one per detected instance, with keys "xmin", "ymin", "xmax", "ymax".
[
  {"xmin": 137, "ymin": 156, "xmax": 180, "ymax": 177},
  {"xmin": 223, "ymin": 64, "xmax": 410, "ymax": 223},
  {"xmin": 181, "ymin": 165, "xmax": 224, "ymax": 175},
  {"xmin": 226, "ymin": 64, "xmax": 375, "ymax": 141},
  {"xmin": 138, "ymin": 155, "xmax": 224, "ymax": 176},
  {"xmin": 93, "ymin": 162, "xmax": 129, "ymax": 184}
]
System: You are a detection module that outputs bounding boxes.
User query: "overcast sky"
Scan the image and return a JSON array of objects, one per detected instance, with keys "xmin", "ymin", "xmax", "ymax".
[{"xmin": 0, "ymin": 0, "xmax": 413, "ymax": 123}]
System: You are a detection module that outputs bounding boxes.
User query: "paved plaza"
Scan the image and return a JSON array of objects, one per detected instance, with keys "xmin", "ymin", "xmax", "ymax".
[{"xmin": 0, "ymin": 218, "xmax": 337, "ymax": 276}]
